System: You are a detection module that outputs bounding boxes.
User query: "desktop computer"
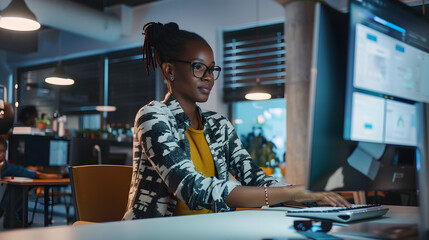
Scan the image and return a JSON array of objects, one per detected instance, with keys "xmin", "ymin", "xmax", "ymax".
[
  {"xmin": 8, "ymin": 135, "xmax": 70, "ymax": 167},
  {"xmin": 306, "ymin": 0, "xmax": 429, "ymax": 237},
  {"xmin": 307, "ymin": 0, "xmax": 423, "ymax": 193}
]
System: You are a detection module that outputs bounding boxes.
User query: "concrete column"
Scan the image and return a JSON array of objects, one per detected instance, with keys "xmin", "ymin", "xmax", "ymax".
[{"xmin": 275, "ymin": 0, "xmax": 317, "ymax": 185}]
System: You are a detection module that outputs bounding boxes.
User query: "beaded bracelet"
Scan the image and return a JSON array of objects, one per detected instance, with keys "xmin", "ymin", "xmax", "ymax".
[{"xmin": 264, "ymin": 187, "xmax": 269, "ymax": 207}]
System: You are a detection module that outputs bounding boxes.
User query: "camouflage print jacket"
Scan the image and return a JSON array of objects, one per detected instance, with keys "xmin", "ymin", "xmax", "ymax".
[{"xmin": 123, "ymin": 93, "xmax": 286, "ymax": 220}]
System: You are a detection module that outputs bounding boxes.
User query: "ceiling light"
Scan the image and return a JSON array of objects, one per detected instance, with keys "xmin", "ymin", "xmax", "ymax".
[
  {"xmin": 245, "ymin": 92, "xmax": 272, "ymax": 101},
  {"xmin": 0, "ymin": 0, "xmax": 40, "ymax": 31},
  {"xmin": 96, "ymin": 106, "xmax": 117, "ymax": 112},
  {"xmin": 245, "ymin": 0, "xmax": 271, "ymax": 102},
  {"xmin": 45, "ymin": 62, "xmax": 74, "ymax": 86}
]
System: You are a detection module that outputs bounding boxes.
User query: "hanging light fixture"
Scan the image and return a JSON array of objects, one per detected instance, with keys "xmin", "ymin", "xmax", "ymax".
[
  {"xmin": 45, "ymin": 61, "xmax": 75, "ymax": 86},
  {"xmin": 95, "ymin": 106, "xmax": 117, "ymax": 112},
  {"xmin": 45, "ymin": 32, "xmax": 75, "ymax": 86},
  {"xmin": 245, "ymin": 0, "xmax": 271, "ymax": 101},
  {"xmin": 0, "ymin": 0, "xmax": 40, "ymax": 31},
  {"xmin": 245, "ymin": 91, "xmax": 272, "ymax": 101}
]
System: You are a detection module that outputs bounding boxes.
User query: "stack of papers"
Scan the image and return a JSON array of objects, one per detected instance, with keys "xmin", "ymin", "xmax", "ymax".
[{"xmin": 2, "ymin": 176, "xmax": 34, "ymax": 182}]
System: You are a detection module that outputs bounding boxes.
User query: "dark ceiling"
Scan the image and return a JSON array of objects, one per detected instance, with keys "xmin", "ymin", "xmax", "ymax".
[
  {"xmin": 71, "ymin": 0, "xmax": 159, "ymax": 10},
  {"xmin": 0, "ymin": 0, "xmax": 159, "ymax": 54}
]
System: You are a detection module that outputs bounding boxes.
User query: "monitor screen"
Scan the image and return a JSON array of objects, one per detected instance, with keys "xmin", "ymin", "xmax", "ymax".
[
  {"xmin": 8, "ymin": 135, "xmax": 70, "ymax": 167},
  {"xmin": 343, "ymin": 0, "xmax": 429, "ymax": 146},
  {"xmin": 49, "ymin": 139, "xmax": 69, "ymax": 166},
  {"xmin": 306, "ymin": 1, "xmax": 423, "ymax": 192}
]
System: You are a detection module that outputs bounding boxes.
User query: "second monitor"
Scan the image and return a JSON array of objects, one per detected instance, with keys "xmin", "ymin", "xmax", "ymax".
[{"xmin": 306, "ymin": 1, "xmax": 422, "ymax": 192}]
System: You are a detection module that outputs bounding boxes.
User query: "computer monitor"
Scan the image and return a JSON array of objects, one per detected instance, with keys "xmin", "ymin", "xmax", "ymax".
[
  {"xmin": 307, "ymin": 1, "xmax": 429, "ymax": 235},
  {"xmin": 8, "ymin": 135, "xmax": 70, "ymax": 167},
  {"xmin": 306, "ymin": 0, "xmax": 429, "ymax": 192},
  {"xmin": 49, "ymin": 139, "xmax": 69, "ymax": 166}
]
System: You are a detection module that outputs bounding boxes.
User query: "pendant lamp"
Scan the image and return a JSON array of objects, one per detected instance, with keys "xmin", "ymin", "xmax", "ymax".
[
  {"xmin": 96, "ymin": 106, "xmax": 117, "ymax": 112},
  {"xmin": 0, "ymin": 0, "xmax": 40, "ymax": 31},
  {"xmin": 245, "ymin": 90, "xmax": 272, "ymax": 101},
  {"xmin": 45, "ymin": 61, "xmax": 75, "ymax": 86},
  {"xmin": 245, "ymin": 0, "xmax": 271, "ymax": 101}
]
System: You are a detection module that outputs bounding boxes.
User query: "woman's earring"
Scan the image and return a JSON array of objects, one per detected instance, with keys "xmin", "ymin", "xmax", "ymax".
[{"xmin": 169, "ymin": 76, "xmax": 174, "ymax": 82}]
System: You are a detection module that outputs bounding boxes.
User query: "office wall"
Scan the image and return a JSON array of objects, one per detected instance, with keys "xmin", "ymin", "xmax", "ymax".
[{"xmin": 1, "ymin": 0, "xmax": 285, "ymax": 116}]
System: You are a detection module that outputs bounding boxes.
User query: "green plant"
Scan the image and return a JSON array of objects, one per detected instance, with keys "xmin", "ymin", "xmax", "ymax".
[
  {"xmin": 35, "ymin": 114, "xmax": 51, "ymax": 125},
  {"xmin": 242, "ymin": 129, "xmax": 279, "ymax": 168}
]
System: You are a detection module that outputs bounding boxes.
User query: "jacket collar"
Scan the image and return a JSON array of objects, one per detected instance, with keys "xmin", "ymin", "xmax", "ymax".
[{"xmin": 162, "ymin": 92, "xmax": 205, "ymax": 129}]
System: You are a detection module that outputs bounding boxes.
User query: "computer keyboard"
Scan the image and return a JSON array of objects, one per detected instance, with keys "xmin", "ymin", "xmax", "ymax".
[{"xmin": 285, "ymin": 204, "xmax": 389, "ymax": 223}]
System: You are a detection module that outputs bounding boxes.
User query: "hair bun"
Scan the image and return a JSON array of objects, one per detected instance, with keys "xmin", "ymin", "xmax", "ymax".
[
  {"xmin": 164, "ymin": 22, "xmax": 179, "ymax": 32},
  {"xmin": 143, "ymin": 22, "xmax": 180, "ymax": 47}
]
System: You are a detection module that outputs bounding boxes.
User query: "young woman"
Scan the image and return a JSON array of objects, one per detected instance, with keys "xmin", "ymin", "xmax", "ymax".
[{"xmin": 123, "ymin": 22, "xmax": 349, "ymax": 220}]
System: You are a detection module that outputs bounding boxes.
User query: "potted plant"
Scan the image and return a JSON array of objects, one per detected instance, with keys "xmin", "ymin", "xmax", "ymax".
[
  {"xmin": 35, "ymin": 114, "xmax": 51, "ymax": 130},
  {"xmin": 241, "ymin": 129, "xmax": 279, "ymax": 176}
]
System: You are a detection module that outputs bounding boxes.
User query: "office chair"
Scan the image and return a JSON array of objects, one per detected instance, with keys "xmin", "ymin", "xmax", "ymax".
[{"xmin": 69, "ymin": 164, "xmax": 132, "ymax": 225}]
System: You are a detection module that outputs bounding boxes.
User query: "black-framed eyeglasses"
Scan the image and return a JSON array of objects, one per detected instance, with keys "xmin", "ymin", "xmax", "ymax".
[{"xmin": 169, "ymin": 59, "xmax": 221, "ymax": 80}]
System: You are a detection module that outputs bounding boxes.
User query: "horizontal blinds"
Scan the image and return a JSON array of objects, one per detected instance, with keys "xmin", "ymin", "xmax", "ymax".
[
  {"xmin": 108, "ymin": 50, "xmax": 156, "ymax": 125},
  {"xmin": 223, "ymin": 23, "xmax": 285, "ymax": 102}
]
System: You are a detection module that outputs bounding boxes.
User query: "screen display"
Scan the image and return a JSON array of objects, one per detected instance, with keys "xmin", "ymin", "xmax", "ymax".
[
  {"xmin": 49, "ymin": 140, "xmax": 69, "ymax": 166},
  {"xmin": 306, "ymin": 2, "xmax": 419, "ymax": 192},
  {"xmin": 344, "ymin": 0, "xmax": 429, "ymax": 146}
]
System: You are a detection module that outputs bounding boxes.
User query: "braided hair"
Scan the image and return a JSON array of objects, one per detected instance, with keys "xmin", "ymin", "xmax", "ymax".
[{"xmin": 142, "ymin": 22, "xmax": 208, "ymax": 76}]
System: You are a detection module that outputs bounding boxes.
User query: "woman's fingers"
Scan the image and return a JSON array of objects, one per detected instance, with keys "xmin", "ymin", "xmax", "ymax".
[
  {"xmin": 316, "ymin": 192, "xmax": 351, "ymax": 207},
  {"xmin": 290, "ymin": 186, "xmax": 352, "ymax": 207}
]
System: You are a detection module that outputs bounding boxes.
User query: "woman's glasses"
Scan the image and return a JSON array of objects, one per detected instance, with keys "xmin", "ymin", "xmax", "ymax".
[{"xmin": 169, "ymin": 59, "xmax": 221, "ymax": 80}]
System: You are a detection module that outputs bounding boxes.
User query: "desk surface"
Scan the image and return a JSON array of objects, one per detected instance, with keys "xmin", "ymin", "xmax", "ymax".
[
  {"xmin": 0, "ymin": 205, "xmax": 419, "ymax": 240},
  {"xmin": 0, "ymin": 178, "xmax": 70, "ymax": 186}
]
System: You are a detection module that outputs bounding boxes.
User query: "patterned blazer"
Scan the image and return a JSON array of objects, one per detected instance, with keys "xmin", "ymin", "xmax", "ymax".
[{"xmin": 123, "ymin": 93, "xmax": 286, "ymax": 220}]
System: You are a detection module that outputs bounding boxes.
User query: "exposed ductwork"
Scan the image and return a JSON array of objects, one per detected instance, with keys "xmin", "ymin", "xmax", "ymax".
[{"xmin": 0, "ymin": 0, "xmax": 123, "ymax": 42}]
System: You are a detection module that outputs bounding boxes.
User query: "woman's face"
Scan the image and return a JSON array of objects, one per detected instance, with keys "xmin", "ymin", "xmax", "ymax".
[{"xmin": 170, "ymin": 40, "xmax": 215, "ymax": 104}]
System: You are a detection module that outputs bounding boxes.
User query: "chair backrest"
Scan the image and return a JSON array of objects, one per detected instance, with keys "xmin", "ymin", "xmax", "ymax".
[{"xmin": 69, "ymin": 164, "xmax": 132, "ymax": 222}]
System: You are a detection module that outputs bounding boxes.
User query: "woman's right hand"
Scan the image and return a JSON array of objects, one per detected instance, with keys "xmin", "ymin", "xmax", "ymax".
[{"xmin": 288, "ymin": 185, "xmax": 351, "ymax": 207}]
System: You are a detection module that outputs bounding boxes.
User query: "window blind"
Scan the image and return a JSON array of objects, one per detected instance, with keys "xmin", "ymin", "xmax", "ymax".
[
  {"xmin": 223, "ymin": 23, "xmax": 286, "ymax": 102},
  {"xmin": 107, "ymin": 49, "xmax": 156, "ymax": 126}
]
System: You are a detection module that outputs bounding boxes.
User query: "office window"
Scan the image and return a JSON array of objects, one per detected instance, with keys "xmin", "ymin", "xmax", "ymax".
[
  {"xmin": 223, "ymin": 23, "xmax": 285, "ymax": 102},
  {"xmin": 18, "ymin": 56, "xmax": 102, "ymax": 126},
  {"xmin": 16, "ymin": 48, "xmax": 156, "ymax": 132},
  {"xmin": 232, "ymin": 98, "xmax": 286, "ymax": 168},
  {"xmin": 107, "ymin": 49, "xmax": 156, "ymax": 126}
]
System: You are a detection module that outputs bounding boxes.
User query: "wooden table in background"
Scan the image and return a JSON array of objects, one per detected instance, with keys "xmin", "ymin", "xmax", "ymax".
[{"xmin": 0, "ymin": 178, "xmax": 70, "ymax": 227}]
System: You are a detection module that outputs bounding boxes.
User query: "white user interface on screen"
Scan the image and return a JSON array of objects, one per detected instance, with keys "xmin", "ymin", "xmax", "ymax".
[
  {"xmin": 354, "ymin": 24, "xmax": 429, "ymax": 103},
  {"xmin": 351, "ymin": 24, "xmax": 420, "ymax": 146}
]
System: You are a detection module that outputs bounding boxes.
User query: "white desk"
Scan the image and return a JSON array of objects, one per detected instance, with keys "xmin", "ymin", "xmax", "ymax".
[{"xmin": 0, "ymin": 206, "xmax": 419, "ymax": 240}]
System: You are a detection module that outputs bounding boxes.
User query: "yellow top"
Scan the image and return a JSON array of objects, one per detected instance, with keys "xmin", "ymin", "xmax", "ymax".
[{"xmin": 173, "ymin": 123, "xmax": 216, "ymax": 216}]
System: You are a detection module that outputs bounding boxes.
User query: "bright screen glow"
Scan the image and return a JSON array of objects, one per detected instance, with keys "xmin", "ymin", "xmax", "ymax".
[{"xmin": 49, "ymin": 140, "xmax": 68, "ymax": 166}]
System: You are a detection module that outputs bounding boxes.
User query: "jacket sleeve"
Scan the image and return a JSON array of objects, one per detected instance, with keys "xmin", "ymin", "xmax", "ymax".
[
  {"xmin": 224, "ymin": 119, "xmax": 288, "ymax": 187},
  {"xmin": 135, "ymin": 105, "xmax": 240, "ymax": 212}
]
